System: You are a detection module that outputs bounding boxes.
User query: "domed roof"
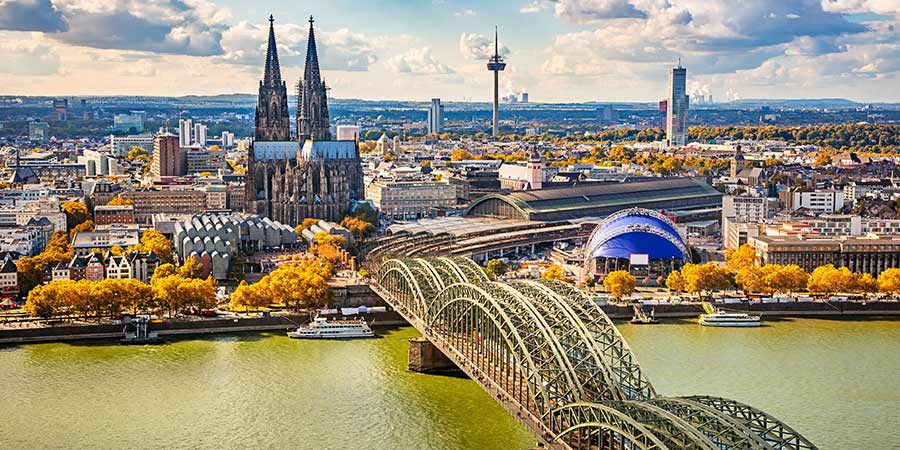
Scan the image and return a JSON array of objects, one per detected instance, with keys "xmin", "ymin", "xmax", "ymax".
[{"xmin": 585, "ymin": 208, "xmax": 688, "ymax": 261}]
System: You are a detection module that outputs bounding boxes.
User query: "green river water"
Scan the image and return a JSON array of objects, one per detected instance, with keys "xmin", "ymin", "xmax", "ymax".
[{"xmin": 2, "ymin": 318, "xmax": 899, "ymax": 450}]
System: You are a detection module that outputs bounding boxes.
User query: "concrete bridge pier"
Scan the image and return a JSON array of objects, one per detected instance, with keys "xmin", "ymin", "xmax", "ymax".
[{"xmin": 408, "ymin": 337, "xmax": 460, "ymax": 373}]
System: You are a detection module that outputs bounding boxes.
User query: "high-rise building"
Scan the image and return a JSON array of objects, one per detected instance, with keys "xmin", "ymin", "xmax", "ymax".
[
  {"xmin": 521, "ymin": 92, "xmax": 529, "ymax": 103},
  {"xmin": 221, "ymin": 131, "xmax": 235, "ymax": 147},
  {"xmin": 28, "ymin": 121, "xmax": 50, "ymax": 143},
  {"xmin": 486, "ymin": 26, "xmax": 506, "ymax": 137},
  {"xmin": 113, "ymin": 113, "xmax": 144, "ymax": 133},
  {"xmin": 666, "ymin": 61, "xmax": 689, "ymax": 147},
  {"xmin": 110, "ymin": 134, "xmax": 154, "ymax": 157},
  {"xmin": 151, "ymin": 131, "xmax": 185, "ymax": 178},
  {"xmin": 427, "ymin": 98, "xmax": 444, "ymax": 134},
  {"xmin": 178, "ymin": 119, "xmax": 192, "ymax": 148},
  {"xmin": 658, "ymin": 100, "xmax": 668, "ymax": 130},
  {"xmin": 193, "ymin": 122, "xmax": 207, "ymax": 147},
  {"xmin": 336, "ymin": 125, "xmax": 360, "ymax": 141}
]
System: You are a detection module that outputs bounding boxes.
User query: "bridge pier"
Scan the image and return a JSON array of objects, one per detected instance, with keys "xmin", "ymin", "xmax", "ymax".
[{"xmin": 408, "ymin": 337, "xmax": 460, "ymax": 373}]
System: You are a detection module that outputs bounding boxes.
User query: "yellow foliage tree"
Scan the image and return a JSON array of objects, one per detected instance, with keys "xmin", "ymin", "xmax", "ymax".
[
  {"xmin": 106, "ymin": 196, "xmax": 134, "ymax": 206},
  {"xmin": 62, "ymin": 201, "xmax": 90, "ymax": 230},
  {"xmin": 451, "ymin": 149, "xmax": 474, "ymax": 161},
  {"xmin": 725, "ymin": 244, "xmax": 757, "ymax": 273},
  {"xmin": 665, "ymin": 270, "xmax": 685, "ymax": 292},
  {"xmin": 604, "ymin": 270, "xmax": 636, "ymax": 299},
  {"xmin": 541, "ymin": 264, "xmax": 573, "ymax": 284},
  {"xmin": 135, "ymin": 229, "xmax": 174, "ymax": 264},
  {"xmin": 681, "ymin": 263, "xmax": 731, "ymax": 297},
  {"xmin": 877, "ymin": 268, "xmax": 900, "ymax": 294}
]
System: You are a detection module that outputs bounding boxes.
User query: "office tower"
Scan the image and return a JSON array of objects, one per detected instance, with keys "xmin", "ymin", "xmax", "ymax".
[
  {"xmin": 666, "ymin": 61, "xmax": 689, "ymax": 147},
  {"xmin": 221, "ymin": 131, "xmax": 234, "ymax": 147},
  {"xmin": 113, "ymin": 113, "xmax": 144, "ymax": 133},
  {"xmin": 178, "ymin": 119, "xmax": 192, "ymax": 148},
  {"xmin": 521, "ymin": 92, "xmax": 529, "ymax": 103},
  {"xmin": 427, "ymin": 98, "xmax": 444, "ymax": 134},
  {"xmin": 658, "ymin": 100, "xmax": 668, "ymax": 130},
  {"xmin": 486, "ymin": 26, "xmax": 506, "ymax": 137},
  {"xmin": 151, "ymin": 131, "xmax": 185, "ymax": 178},
  {"xmin": 336, "ymin": 125, "xmax": 360, "ymax": 141},
  {"xmin": 193, "ymin": 123, "xmax": 207, "ymax": 147},
  {"xmin": 28, "ymin": 121, "xmax": 50, "ymax": 143}
]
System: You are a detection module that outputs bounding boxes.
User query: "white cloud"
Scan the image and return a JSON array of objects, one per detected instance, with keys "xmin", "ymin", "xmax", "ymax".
[
  {"xmin": 389, "ymin": 47, "xmax": 453, "ymax": 74},
  {"xmin": 459, "ymin": 32, "xmax": 510, "ymax": 60},
  {"xmin": 0, "ymin": 35, "xmax": 60, "ymax": 75},
  {"xmin": 219, "ymin": 20, "xmax": 379, "ymax": 71},
  {"xmin": 455, "ymin": 8, "xmax": 477, "ymax": 16}
]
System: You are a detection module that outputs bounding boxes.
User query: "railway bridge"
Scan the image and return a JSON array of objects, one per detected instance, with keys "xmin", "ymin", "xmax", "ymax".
[{"xmin": 369, "ymin": 256, "xmax": 818, "ymax": 450}]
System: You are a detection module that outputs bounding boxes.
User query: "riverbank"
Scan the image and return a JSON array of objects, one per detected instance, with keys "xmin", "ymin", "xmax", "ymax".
[
  {"xmin": 0, "ymin": 311, "xmax": 407, "ymax": 345},
  {"xmin": 600, "ymin": 300, "xmax": 900, "ymax": 319}
]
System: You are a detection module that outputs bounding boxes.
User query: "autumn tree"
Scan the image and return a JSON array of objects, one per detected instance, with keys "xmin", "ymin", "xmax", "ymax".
[
  {"xmin": 152, "ymin": 263, "xmax": 176, "ymax": 282},
  {"xmin": 106, "ymin": 196, "xmax": 134, "ymax": 206},
  {"xmin": 604, "ymin": 270, "xmax": 636, "ymax": 300},
  {"xmin": 665, "ymin": 270, "xmax": 685, "ymax": 292},
  {"xmin": 485, "ymin": 259, "xmax": 509, "ymax": 280},
  {"xmin": 340, "ymin": 216, "xmax": 374, "ymax": 239},
  {"xmin": 295, "ymin": 218, "xmax": 320, "ymax": 235},
  {"xmin": 62, "ymin": 201, "xmax": 91, "ymax": 230},
  {"xmin": 451, "ymin": 149, "xmax": 474, "ymax": 161},
  {"xmin": 69, "ymin": 219, "xmax": 94, "ymax": 238},
  {"xmin": 877, "ymin": 268, "xmax": 900, "ymax": 294},
  {"xmin": 133, "ymin": 229, "xmax": 174, "ymax": 264},
  {"xmin": 681, "ymin": 263, "xmax": 731, "ymax": 298},
  {"xmin": 725, "ymin": 244, "xmax": 757, "ymax": 273},
  {"xmin": 808, "ymin": 265, "xmax": 855, "ymax": 295},
  {"xmin": 229, "ymin": 280, "xmax": 270, "ymax": 311},
  {"xmin": 541, "ymin": 264, "xmax": 573, "ymax": 284},
  {"xmin": 177, "ymin": 257, "xmax": 204, "ymax": 279}
]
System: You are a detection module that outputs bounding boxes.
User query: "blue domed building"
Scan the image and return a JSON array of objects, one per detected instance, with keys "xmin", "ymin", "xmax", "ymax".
[{"xmin": 584, "ymin": 208, "xmax": 689, "ymax": 280}]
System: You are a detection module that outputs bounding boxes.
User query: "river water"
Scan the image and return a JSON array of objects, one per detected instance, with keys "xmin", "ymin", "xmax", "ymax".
[{"xmin": 2, "ymin": 318, "xmax": 899, "ymax": 450}]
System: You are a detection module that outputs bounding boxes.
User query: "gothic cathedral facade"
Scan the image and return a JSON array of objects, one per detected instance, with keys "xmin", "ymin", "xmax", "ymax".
[{"xmin": 246, "ymin": 16, "xmax": 364, "ymax": 225}]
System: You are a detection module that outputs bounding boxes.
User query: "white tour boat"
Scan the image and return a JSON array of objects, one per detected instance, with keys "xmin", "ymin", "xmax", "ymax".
[
  {"xmin": 287, "ymin": 316, "xmax": 375, "ymax": 339},
  {"xmin": 699, "ymin": 311, "xmax": 761, "ymax": 327}
]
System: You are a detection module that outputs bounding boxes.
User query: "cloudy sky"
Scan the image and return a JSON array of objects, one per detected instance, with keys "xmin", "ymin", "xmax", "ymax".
[{"xmin": 1, "ymin": 0, "xmax": 900, "ymax": 102}]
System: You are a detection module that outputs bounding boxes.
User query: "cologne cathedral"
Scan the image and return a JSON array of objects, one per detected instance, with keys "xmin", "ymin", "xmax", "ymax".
[{"xmin": 246, "ymin": 16, "xmax": 364, "ymax": 225}]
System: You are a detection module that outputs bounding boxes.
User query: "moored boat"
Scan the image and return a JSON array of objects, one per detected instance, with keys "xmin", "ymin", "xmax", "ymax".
[
  {"xmin": 699, "ymin": 311, "xmax": 761, "ymax": 327},
  {"xmin": 287, "ymin": 316, "xmax": 375, "ymax": 339}
]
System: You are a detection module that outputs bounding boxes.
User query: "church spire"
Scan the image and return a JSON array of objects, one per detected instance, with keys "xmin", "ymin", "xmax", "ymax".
[
  {"xmin": 263, "ymin": 14, "xmax": 282, "ymax": 86},
  {"xmin": 254, "ymin": 14, "xmax": 291, "ymax": 142},
  {"xmin": 304, "ymin": 16, "xmax": 321, "ymax": 85},
  {"xmin": 297, "ymin": 15, "xmax": 331, "ymax": 142}
]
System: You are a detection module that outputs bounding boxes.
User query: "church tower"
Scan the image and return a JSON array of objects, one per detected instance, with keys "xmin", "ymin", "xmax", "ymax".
[
  {"xmin": 297, "ymin": 16, "xmax": 332, "ymax": 142},
  {"xmin": 254, "ymin": 15, "xmax": 291, "ymax": 142}
]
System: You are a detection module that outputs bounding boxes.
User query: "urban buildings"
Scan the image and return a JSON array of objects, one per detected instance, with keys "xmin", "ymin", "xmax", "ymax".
[
  {"xmin": 185, "ymin": 149, "xmax": 225, "ymax": 174},
  {"xmin": 498, "ymin": 152, "xmax": 544, "ymax": 190},
  {"xmin": 749, "ymin": 234, "xmax": 900, "ymax": 277},
  {"xmin": 427, "ymin": 98, "xmax": 444, "ymax": 134},
  {"xmin": 71, "ymin": 228, "xmax": 141, "ymax": 256},
  {"xmin": 178, "ymin": 119, "xmax": 193, "ymax": 147},
  {"xmin": 193, "ymin": 122, "xmax": 207, "ymax": 147},
  {"xmin": 150, "ymin": 132, "xmax": 185, "ymax": 178},
  {"xmin": 336, "ymin": 125, "xmax": 360, "ymax": 141},
  {"xmin": 28, "ymin": 121, "xmax": 50, "ymax": 143},
  {"xmin": 113, "ymin": 113, "xmax": 144, "ymax": 133},
  {"xmin": 93, "ymin": 205, "xmax": 135, "ymax": 226},
  {"xmin": 221, "ymin": 131, "xmax": 235, "ymax": 148},
  {"xmin": 120, "ymin": 188, "xmax": 209, "ymax": 224},
  {"xmin": 109, "ymin": 134, "xmax": 153, "ymax": 157},
  {"xmin": 245, "ymin": 16, "xmax": 364, "ymax": 225},
  {"xmin": 365, "ymin": 177, "xmax": 456, "ymax": 220},
  {"xmin": 666, "ymin": 61, "xmax": 689, "ymax": 147}
]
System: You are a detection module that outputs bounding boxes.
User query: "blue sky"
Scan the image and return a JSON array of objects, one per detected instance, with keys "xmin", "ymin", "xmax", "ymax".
[{"xmin": 1, "ymin": 0, "xmax": 900, "ymax": 102}]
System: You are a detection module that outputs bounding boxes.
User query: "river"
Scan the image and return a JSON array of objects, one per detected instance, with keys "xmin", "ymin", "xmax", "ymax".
[{"xmin": 2, "ymin": 318, "xmax": 898, "ymax": 450}]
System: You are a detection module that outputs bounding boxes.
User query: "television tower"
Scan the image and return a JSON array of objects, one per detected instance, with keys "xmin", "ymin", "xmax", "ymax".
[{"xmin": 486, "ymin": 26, "xmax": 506, "ymax": 137}]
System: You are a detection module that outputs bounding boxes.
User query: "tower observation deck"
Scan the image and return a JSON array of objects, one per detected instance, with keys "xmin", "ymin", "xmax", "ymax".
[{"xmin": 486, "ymin": 26, "xmax": 506, "ymax": 137}]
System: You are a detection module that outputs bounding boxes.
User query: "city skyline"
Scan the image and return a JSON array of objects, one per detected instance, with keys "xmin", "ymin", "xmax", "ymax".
[{"xmin": 1, "ymin": 0, "xmax": 900, "ymax": 102}]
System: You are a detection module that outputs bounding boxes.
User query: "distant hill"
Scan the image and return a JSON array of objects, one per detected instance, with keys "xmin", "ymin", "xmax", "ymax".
[{"xmin": 727, "ymin": 98, "xmax": 862, "ymax": 108}]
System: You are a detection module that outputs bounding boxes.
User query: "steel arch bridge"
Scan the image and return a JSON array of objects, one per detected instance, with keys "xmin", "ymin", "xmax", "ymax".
[{"xmin": 373, "ymin": 257, "xmax": 818, "ymax": 450}]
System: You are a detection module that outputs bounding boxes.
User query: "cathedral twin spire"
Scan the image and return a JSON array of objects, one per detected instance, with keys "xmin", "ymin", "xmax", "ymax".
[{"xmin": 254, "ymin": 15, "xmax": 330, "ymax": 143}]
